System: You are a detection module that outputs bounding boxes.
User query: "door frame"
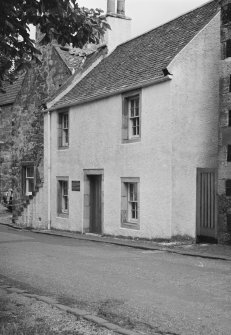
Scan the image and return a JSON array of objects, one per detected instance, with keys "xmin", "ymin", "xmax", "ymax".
[
  {"xmin": 196, "ymin": 168, "xmax": 218, "ymax": 242},
  {"xmin": 83, "ymin": 169, "xmax": 104, "ymax": 234}
]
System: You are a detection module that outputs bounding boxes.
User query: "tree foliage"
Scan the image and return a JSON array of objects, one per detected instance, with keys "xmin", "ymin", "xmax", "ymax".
[{"xmin": 0, "ymin": 0, "xmax": 109, "ymax": 90}]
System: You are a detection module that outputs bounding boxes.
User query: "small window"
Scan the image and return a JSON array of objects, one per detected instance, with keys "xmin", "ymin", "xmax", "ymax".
[
  {"xmin": 228, "ymin": 111, "xmax": 231, "ymax": 127},
  {"xmin": 22, "ymin": 165, "xmax": 34, "ymax": 196},
  {"xmin": 228, "ymin": 145, "xmax": 231, "ymax": 162},
  {"xmin": 129, "ymin": 97, "xmax": 140, "ymax": 138},
  {"xmin": 121, "ymin": 178, "xmax": 140, "ymax": 228},
  {"xmin": 226, "ymin": 40, "xmax": 231, "ymax": 58},
  {"xmin": 128, "ymin": 183, "xmax": 138, "ymax": 220},
  {"xmin": 122, "ymin": 91, "xmax": 141, "ymax": 143},
  {"xmin": 58, "ymin": 112, "xmax": 69, "ymax": 148},
  {"xmin": 226, "ymin": 180, "xmax": 231, "ymax": 196},
  {"xmin": 57, "ymin": 179, "xmax": 69, "ymax": 216}
]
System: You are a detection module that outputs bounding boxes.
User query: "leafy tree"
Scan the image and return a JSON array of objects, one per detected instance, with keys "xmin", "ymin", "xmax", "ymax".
[{"xmin": 0, "ymin": 0, "xmax": 109, "ymax": 91}]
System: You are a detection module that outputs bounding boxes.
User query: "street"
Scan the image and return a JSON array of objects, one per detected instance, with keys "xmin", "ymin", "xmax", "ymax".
[{"xmin": 0, "ymin": 224, "xmax": 231, "ymax": 335}]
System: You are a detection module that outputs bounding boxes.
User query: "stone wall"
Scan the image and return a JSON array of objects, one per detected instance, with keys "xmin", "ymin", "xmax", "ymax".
[
  {"xmin": 10, "ymin": 44, "xmax": 71, "ymax": 225},
  {"xmin": 0, "ymin": 104, "xmax": 13, "ymax": 195},
  {"xmin": 218, "ymin": 0, "xmax": 231, "ymax": 243}
]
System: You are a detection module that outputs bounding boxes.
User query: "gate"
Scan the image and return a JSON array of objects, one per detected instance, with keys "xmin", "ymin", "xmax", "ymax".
[{"xmin": 196, "ymin": 168, "xmax": 217, "ymax": 242}]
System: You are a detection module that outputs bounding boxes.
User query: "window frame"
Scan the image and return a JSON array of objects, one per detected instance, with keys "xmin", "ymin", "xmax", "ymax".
[
  {"xmin": 122, "ymin": 90, "xmax": 141, "ymax": 143},
  {"xmin": 121, "ymin": 177, "xmax": 140, "ymax": 229},
  {"xmin": 58, "ymin": 111, "xmax": 69, "ymax": 149},
  {"xmin": 226, "ymin": 39, "xmax": 231, "ymax": 58},
  {"xmin": 21, "ymin": 164, "xmax": 35, "ymax": 196},
  {"xmin": 57, "ymin": 177, "xmax": 69, "ymax": 217},
  {"xmin": 227, "ymin": 145, "xmax": 231, "ymax": 162},
  {"xmin": 228, "ymin": 111, "xmax": 231, "ymax": 127},
  {"xmin": 226, "ymin": 179, "xmax": 231, "ymax": 196}
]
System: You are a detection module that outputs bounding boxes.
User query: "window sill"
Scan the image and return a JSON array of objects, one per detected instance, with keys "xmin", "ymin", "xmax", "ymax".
[
  {"xmin": 122, "ymin": 138, "xmax": 141, "ymax": 144},
  {"xmin": 58, "ymin": 146, "xmax": 69, "ymax": 150},
  {"xmin": 121, "ymin": 222, "xmax": 140, "ymax": 230},
  {"xmin": 57, "ymin": 213, "xmax": 69, "ymax": 219}
]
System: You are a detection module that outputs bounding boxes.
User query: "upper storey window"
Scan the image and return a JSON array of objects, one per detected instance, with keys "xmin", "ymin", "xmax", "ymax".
[
  {"xmin": 122, "ymin": 91, "xmax": 141, "ymax": 143},
  {"xmin": 58, "ymin": 111, "xmax": 69, "ymax": 148}
]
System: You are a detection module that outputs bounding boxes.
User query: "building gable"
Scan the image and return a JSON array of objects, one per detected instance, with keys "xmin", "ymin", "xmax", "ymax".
[{"xmin": 50, "ymin": 0, "xmax": 219, "ymax": 111}]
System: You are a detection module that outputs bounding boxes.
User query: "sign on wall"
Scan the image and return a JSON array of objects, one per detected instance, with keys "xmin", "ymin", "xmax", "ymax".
[{"xmin": 72, "ymin": 181, "xmax": 80, "ymax": 191}]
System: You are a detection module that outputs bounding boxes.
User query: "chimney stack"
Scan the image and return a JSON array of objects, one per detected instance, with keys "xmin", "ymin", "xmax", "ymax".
[
  {"xmin": 107, "ymin": 0, "xmax": 116, "ymax": 14},
  {"xmin": 104, "ymin": 0, "xmax": 131, "ymax": 53},
  {"xmin": 117, "ymin": 0, "xmax": 125, "ymax": 15}
]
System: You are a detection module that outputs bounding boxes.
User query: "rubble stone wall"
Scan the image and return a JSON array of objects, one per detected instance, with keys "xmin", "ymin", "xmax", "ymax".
[
  {"xmin": 9, "ymin": 45, "xmax": 70, "ymax": 225},
  {"xmin": 218, "ymin": 0, "xmax": 231, "ymax": 243}
]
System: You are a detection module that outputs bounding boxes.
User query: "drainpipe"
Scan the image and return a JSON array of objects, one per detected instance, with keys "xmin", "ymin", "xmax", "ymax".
[{"xmin": 47, "ymin": 111, "xmax": 51, "ymax": 230}]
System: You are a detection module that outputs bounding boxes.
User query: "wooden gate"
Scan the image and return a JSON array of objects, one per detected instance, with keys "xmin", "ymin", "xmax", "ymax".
[{"xmin": 196, "ymin": 168, "xmax": 217, "ymax": 242}]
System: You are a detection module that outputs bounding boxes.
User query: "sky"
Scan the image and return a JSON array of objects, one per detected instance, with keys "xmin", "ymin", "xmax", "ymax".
[{"xmin": 77, "ymin": 0, "xmax": 208, "ymax": 37}]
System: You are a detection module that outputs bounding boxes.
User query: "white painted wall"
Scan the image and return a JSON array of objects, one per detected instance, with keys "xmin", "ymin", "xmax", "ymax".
[
  {"xmin": 104, "ymin": 15, "xmax": 131, "ymax": 53},
  {"xmin": 48, "ymin": 81, "xmax": 172, "ymax": 239},
  {"xmin": 44, "ymin": 13, "xmax": 220, "ymax": 239},
  {"xmin": 169, "ymin": 13, "xmax": 220, "ymax": 237}
]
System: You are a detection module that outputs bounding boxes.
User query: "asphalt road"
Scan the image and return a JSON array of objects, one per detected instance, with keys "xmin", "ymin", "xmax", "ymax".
[{"xmin": 0, "ymin": 224, "xmax": 231, "ymax": 335}]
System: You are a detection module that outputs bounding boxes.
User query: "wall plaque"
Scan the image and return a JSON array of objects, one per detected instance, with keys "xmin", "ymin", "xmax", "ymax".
[{"xmin": 72, "ymin": 181, "xmax": 80, "ymax": 191}]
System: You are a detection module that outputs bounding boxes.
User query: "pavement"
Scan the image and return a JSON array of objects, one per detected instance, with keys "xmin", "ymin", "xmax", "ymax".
[{"xmin": 0, "ymin": 203, "xmax": 231, "ymax": 261}]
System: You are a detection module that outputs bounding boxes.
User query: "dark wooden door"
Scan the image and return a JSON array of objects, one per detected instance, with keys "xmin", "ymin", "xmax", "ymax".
[
  {"xmin": 196, "ymin": 168, "xmax": 217, "ymax": 241},
  {"xmin": 89, "ymin": 175, "xmax": 102, "ymax": 234}
]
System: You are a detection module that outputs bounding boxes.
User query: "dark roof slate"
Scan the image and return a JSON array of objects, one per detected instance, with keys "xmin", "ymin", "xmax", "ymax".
[
  {"xmin": 0, "ymin": 74, "xmax": 25, "ymax": 106},
  {"xmin": 46, "ymin": 45, "xmax": 108, "ymax": 104},
  {"xmin": 52, "ymin": 0, "xmax": 219, "ymax": 110}
]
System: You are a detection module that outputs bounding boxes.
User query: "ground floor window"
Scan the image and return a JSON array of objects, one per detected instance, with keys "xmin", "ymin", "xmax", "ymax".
[
  {"xmin": 57, "ymin": 178, "xmax": 69, "ymax": 216},
  {"xmin": 22, "ymin": 165, "xmax": 34, "ymax": 196},
  {"xmin": 121, "ymin": 177, "xmax": 140, "ymax": 229}
]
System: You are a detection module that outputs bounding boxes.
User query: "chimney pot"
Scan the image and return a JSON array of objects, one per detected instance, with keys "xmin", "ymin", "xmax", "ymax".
[
  {"xmin": 117, "ymin": 0, "xmax": 125, "ymax": 15},
  {"xmin": 107, "ymin": 0, "xmax": 116, "ymax": 14}
]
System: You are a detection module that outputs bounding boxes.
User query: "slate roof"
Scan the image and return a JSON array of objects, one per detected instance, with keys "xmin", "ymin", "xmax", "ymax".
[
  {"xmin": 0, "ymin": 74, "xmax": 25, "ymax": 106},
  {"xmin": 47, "ymin": 45, "xmax": 107, "ymax": 104},
  {"xmin": 51, "ymin": 0, "xmax": 219, "ymax": 111}
]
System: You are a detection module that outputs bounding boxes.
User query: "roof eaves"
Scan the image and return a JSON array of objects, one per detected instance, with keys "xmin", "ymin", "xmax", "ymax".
[{"xmin": 47, "ymin": 75, "xmax": 172, "ymax": 113}]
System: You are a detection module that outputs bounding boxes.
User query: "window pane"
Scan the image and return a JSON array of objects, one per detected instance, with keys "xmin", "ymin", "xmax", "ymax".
[
  {"xmin": 64, "ymin": 196, "xmax": 68, "ymax": 211},
  {"xmin": 228, "ymin": 145, "xmax": 231, "ymax": 162},
  {"xmin": 59, "ymin": 112, "xmax": 69, "ymax": 147},
  {"xmin": 226, "ymin": 180, "xmax": 231, "ymax": 196},
  {"xmin": 26, "ymin": 167, "xmax": 34, "ymax": 177},
  {"xmin": 227, "ymin": 40, "xmax": 231, "ymax": 58},
  {"xmin": 28, "ymin": 179, "xmax": 34, "ymax": 193},
  {"xmin": 63, "ymin": 114, "xmax": 68, "ymax": 128},
  {"xmin": 59, "ymin": 180, "xmax": 69, "ymax": 214}
]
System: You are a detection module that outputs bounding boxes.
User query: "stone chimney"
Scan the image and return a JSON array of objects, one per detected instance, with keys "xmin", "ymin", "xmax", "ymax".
[{"xmin": 104, "ymin": 0, "xmax": 131, "ymax": 53}]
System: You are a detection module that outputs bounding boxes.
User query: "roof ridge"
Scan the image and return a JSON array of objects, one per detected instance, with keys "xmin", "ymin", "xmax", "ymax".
[{"xmin": 113, "ymin": 0, "xmax": 218, "ymax": 50}]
